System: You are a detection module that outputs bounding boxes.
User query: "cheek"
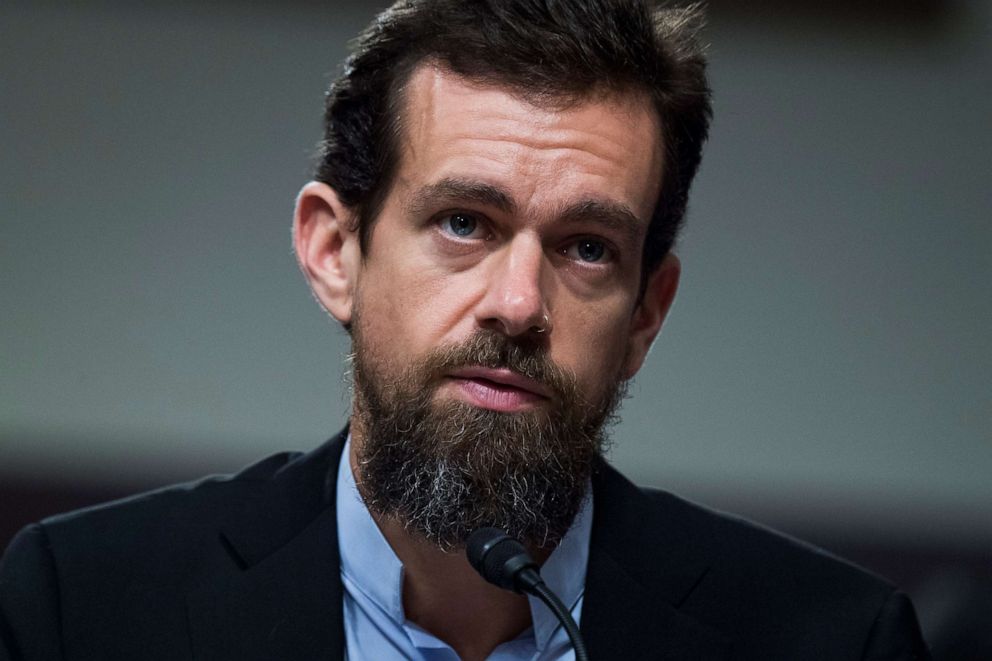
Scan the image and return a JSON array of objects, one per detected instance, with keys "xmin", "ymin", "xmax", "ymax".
[
  {"xmin": 357, "ymin": 253, "xmax": 481, "ymax": 357},
  {"xmin": 553, "ymin": 301, "xmax": 632, "ymax": 395}
]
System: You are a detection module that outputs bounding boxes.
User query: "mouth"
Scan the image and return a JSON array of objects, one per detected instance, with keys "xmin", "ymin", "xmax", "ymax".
[{"xmin": 445, "ymin": 366, "xmax": 551, "ymax": 412}]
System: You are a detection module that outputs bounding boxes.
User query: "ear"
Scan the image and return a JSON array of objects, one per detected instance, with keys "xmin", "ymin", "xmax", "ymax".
[
  {"xmin": 623, "ymin": 253, "xmax": 680, "ymax": 379},
  {"xmin": 293, "ymin": 181, "xmax": 361, "ymax": 325}
]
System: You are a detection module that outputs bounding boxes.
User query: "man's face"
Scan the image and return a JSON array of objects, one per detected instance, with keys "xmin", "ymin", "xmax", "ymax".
[
  {"xmin": 351, "ymin": 65, "xmax": 666, "ymax": 412},
  {"xmin": 298, "ymin": 64, "xmax": 675, "ymax": 547}
]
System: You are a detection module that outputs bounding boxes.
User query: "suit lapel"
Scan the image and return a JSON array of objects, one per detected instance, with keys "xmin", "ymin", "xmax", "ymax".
[
  {"xmin": 183, "ymin": 434, "xmax": 731, "ymax": 659},
  {"xmin": 581, "ymin": 458, "xmax": 733, "ymax": 660},
  {"xmin": 186, "ymin": 431, "xmax": 349, "ymax": 661}
]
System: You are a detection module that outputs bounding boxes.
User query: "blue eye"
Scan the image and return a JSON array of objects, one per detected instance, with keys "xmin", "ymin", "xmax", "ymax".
[
  {"xmin": 566, "ymin": 238, "xmax": 608, "ymax": 263},
  {"xmin": 441, "ymin": 213, "xmax": 480, "ymax": 237},
  {"xmin": 577, "ymin": 240, "xmax": 605, "ymax": 262}
]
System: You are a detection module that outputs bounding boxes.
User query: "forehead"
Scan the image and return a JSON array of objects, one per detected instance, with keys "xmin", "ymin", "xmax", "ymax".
[{"xmin": 393, "ymin": 64, "xmax": 664, "ymax": 225}]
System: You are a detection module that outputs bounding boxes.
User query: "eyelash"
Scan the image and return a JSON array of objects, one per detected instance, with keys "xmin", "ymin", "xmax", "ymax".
[
  {"xmin": 433, "ymin": 211, "xmax": 618, "ymax": 266},
  {"xmin": 561, "ymin": 237, "xmax": 614, "ymax": 265},
  {"xmin": 437, "ymin": 212, "xmax": 492, "ymax": 241}
]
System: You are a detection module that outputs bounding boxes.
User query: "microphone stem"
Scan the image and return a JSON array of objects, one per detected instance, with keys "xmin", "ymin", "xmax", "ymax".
[{"xmin": 530, "ymin": 580, "xmax": 590, "ymax": 661}]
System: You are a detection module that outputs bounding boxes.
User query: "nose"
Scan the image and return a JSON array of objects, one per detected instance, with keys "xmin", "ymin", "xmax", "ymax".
[{"xmin": 474, "ymin": 235, "xmax": 551, "ymax": 338}]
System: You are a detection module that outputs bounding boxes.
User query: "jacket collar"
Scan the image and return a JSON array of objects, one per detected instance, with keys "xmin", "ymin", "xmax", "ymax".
[
  {"xmin": 581, "ymin": 457, "xmax": 733, "ymax": 659},
  {"xmin": 186, "ymin": 428, "xmax": 349, "ymax": 661},
  {"xmin": 185, "ymin": 431, "xmax": 729, "ymax": 660}
]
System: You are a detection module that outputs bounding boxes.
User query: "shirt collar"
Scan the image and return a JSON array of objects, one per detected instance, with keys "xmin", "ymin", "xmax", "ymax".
[
  {"xmin": 336, "ymin": 435, "xmax": 593, "ymax": 652},
  {"xmin": 337, "ymin": 436, "xmax": 406, "ymax": 622},
  {"xmin": 528, "ymin": 486, "xmax": 592, "ymax": 650}
]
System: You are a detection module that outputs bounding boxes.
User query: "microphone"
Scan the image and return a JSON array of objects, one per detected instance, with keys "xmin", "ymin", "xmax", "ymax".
[{"xmin": 466, "ymin": 528, "xmax": 590, "ymax": 661}]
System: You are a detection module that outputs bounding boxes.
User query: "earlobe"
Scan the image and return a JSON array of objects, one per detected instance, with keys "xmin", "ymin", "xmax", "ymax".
[
  {"xmin": 292, "ymin": 181, "xmax": 361, "ymax": 325},
  {"xmin": 623, "ymin": 253, "xmax": 681, "ymax": 379}
]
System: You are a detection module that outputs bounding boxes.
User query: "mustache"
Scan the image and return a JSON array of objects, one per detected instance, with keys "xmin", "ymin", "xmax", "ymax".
[{"xmin": 418, "ymin": 330, "xmax": 577, "ymax": 403}]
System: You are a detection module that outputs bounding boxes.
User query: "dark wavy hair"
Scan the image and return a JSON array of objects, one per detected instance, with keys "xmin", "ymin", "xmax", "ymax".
[{"xmin": 315, "ymin": 0, "xmax": 711, "ymax": 278}]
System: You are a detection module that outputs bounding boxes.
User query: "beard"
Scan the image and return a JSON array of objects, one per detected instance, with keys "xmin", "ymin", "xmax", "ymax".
[{"xmin": 350, "ymin": 318, "xmax": 628, "ymax": 551}]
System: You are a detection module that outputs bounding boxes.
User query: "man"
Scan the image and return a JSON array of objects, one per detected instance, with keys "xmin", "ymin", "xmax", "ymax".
[{"xmin": 0, "ymin": 0, "xmax": 930, "ymax": 659}]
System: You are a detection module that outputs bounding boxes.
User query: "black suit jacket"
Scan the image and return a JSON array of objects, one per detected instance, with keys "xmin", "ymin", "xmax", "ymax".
[{"xmin": 1, "ymin": 429, "xmax": 929, "ymax": 660}]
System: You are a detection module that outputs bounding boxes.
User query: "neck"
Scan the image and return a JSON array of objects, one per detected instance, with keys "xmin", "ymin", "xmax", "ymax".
[
  {"xmin": 382, "ymin": 517, "xmax": 532, "ymax": 661},
  {"xmin": 348, "ymin": 436, "xmax": 536, "ymax": 661}
]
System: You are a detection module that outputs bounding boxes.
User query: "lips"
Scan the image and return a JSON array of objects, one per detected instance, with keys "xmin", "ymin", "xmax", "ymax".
[{"xmin": 445, "ymin": 366, "xmax": 551, "ymax": 412}]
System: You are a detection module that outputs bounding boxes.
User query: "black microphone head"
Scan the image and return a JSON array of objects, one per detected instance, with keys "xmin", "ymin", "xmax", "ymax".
[
  {"xmin": 466, "ymin": 527, "xmax": 539, "ymax": 592},
  {"xmin": 466, "ymin": 527, "xmax": 511, "ymax": 574},
  {"xmin": 468, "ymin": 530, "xmax": 588, "ymax": 660}
]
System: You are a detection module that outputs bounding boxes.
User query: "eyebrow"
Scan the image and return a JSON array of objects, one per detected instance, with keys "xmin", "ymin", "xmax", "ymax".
[
  {"xmin": 406, "ymin": 176, "xmax": 646, "ymax": 246},
  {"xmin": 556, "ymin": 199, "xmax": 645, "ymax": 248},
  {"xmin": 406, "ymin": 178, "xmax": 516, "ymax": 217}
]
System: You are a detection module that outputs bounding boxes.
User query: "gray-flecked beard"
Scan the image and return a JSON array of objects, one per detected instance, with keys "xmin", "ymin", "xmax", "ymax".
[{"xmin": 350, "ymin": 326, "xmax": 627, "ymax": 551}]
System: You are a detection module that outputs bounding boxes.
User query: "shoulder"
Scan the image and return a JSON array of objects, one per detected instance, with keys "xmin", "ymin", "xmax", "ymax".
[
  {"xmin": 38, "ymin": 450, "xmax": 302, "ymax": 557},
  {"xmin": 592, "ymin": 460, "xmax": 892, "ymax": 602},
  {"xmin": 638, "ymin": 484, "xmax": 892, "ymax": 599},
  {"xmin": 638, "ymin": 487, "xmax": 929, "ymax": 658},
  {"xmin": 2, "ymin": 431, "xmax": 345, "ymax": 600},
  {"xmin": 588, "ymin": 461, "xmax": 930, "ymax": 658},
  {"xmin": 0, "ymin": 434, "xmax": 348, "ymax": 660}
]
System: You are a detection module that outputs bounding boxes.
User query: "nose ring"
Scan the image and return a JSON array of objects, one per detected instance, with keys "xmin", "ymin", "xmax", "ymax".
[{"xmin": 532, "ymin": 314, "xmax": 551, "ymax": 334}]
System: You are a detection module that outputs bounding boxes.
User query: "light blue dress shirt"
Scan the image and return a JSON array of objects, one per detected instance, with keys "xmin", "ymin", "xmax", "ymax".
[{"xmin": 336, "ymin": 437, "xmax": 593, "ymax": 660}]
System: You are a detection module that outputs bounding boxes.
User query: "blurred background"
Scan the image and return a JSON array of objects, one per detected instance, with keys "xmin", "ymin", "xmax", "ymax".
[{"xmin": 1, "ymin": 0, "xmax": 989, "ymax": 655}]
